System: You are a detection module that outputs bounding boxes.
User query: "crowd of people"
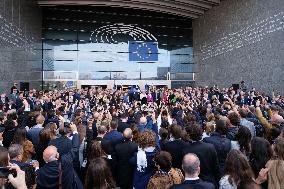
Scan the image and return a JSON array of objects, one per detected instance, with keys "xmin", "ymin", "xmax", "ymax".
[{"xmin": 0, "ymin": 83, "xmax": 284, "ymax": 189}]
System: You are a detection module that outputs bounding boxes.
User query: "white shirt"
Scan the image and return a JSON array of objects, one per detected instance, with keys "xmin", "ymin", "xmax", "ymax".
[
  {"xmin": 33, "ymin": 124, "xmax": 43, "ymax": 129},
  {"xmin": 185, "ymin": 177, "xmax": 199, "ymax": 181}
]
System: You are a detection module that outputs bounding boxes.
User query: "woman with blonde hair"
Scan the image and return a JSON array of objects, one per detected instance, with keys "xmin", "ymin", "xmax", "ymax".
[
  {"xmin": 202, "ymin": 122, "xmax": 215, "ymax": 139},
  {"xmin": 265, "ymin": 138, "xmax": 284, "ymax": 189}
]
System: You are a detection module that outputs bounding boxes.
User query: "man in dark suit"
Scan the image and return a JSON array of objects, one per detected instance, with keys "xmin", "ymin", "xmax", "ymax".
[
  {"xmin": 113, "ymin": 128, "xmax": 138, "ymax": 189},
  {"xmin": 49, "ymin": 123, "xmax": 72, "ymax": 156},
  {"xmin": 163, "ymin": 125, "xmax": 187, "ymax": 169},
  {"xmin": 133, "ymin": 88, "xmax": 140, "ymax": 101},
  {"xmin": 48, "ymin": 122, "xmax": 80, "ymax": 173},
  {"xmin": 94, "ymin": 125, "xmax": 113, "ymax": 155},
  {"xmin": 117, "ymin": 113, "xmax": 130, "ymax": 133},
  {"xmin": 170, "ymin": 153, "xmax": 215, "ymax": 189},
  {"xmin": 104, "ymin": 119, "xmax": 123, "ymax": 148},
  {"xmin": 182, "ymin": 124, "xmax": 220, "ymax": 187},
  {"xmin": 15, "ymin": 92, "xmax": 24, "ymax": 109},
  {"xmin": 203, "ymin": 119, "xmax": 231, "ymax": 175},
  {"xmin": 37, "ymin": 123, "xmax": 83, "ymax": 189},
  {"xmin": 26, "ymin": 91, "xmax": 35, "ymax": 110}
]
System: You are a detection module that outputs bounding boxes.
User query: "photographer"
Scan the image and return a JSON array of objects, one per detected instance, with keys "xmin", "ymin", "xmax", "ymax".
[
  {"xmin": 0, "ymin": 146, "xmax": 28, "ymax": 189},
  {"xmin": 8, "ymin": 144, "xmax": 37, "ymax": 189}
]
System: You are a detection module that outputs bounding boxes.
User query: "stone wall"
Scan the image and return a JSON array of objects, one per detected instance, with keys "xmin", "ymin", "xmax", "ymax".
[
  {"xmin": 0, "ymin": 0, "xmax": 42, "ymax": 93},
  {"xmin": 193, "ymin": 0, "xmax": 284, "ymax": 95}
]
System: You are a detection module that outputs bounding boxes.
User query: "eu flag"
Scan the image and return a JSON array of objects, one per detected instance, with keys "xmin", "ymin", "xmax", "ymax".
[{"xmin": 129, "ymin": 41, "xmax": 158, "ymax": 61}]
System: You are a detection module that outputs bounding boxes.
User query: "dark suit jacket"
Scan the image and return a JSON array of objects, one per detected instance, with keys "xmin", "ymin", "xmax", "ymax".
[
  {"xmin": 203, "ymin": 132, "xmax": 231, "ymax": 174},
  {"xmin": 49, "ymin": 136, "xmax": 80, "ymax": 170},
  {"xmin": 170, "ymin": 179, "xmax": 215, "ymax": 189},
  {"xmin": 104, "ymin": 130, "xmax": 123, "ymax": 148},
  {"xmin": 3, "ymin": 128, "xmax": 17, "ymax": 148},
  {"xmin": 182, "ymin": 141, "xmax": 220, "ymax": 187},
  {"xmin": 15, "ymin": 98, "xmax": 23, "ymax": 109},
  {"xmin": 0, "ymin": 99, "xmax": 9, "ymax": 111},
  {"xmin": 117, "ymin": 121, "xmax": 130, "ymax": 133},
  {"xmin": 26, "ymin": 98, "xmax": 35, "ymax": 110},
  {"xmin": 27, "ymin": 127, "xmax": 43, "ymax": 147},
  {"xmin": 133, "ymin": 92, "xmax": 140, "ymax": 101},
  {"xmin": 37, "ymin": 134, "xmax": 83, "ymax": 189},
  {"xmin": 113, "ymin": 140, "xmax": 138, "ymax": 189},
  {"xmin": 162, "ymin": 139, "xmax": 187, "ymax": 169},
  {"xmin": 49, "ymin": 136, "xmax": 72, "ymax": 156},
  {"xmin": 95, "ymin": 137, "xmax": 113, "ymax": 155},
  {"xmin": 130, "ymin": 150, "xmax": 156, "ymax": 189}
]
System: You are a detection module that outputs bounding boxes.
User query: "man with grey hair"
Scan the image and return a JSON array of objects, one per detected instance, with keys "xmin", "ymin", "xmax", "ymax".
[
  {"xmin": 170, "ymin": 153, "xmax": 215, "ymax": 189},
  {"xmin": 94, "ymin": 125, "xmax": 113, "ymax": 155},
  {"xmin": 9, "ymin": 143, "xmax": 38, "ymax": 188},
  {"xmin": 8, "ymin": 144, "xmax": 25, "ymax": 166},
  {"xmin": 113, "ymin": 128, "xmax": 138, "ymax": 189},
  {"xmin": 9, "ymin": 144, "xmax": 39, "ymax": 168}
]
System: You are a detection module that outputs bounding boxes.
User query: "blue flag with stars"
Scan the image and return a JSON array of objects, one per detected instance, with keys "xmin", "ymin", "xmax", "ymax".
[
  {"xmin": 145, "ymin": 84, "xmax": 149, "ymax": 92},
  {"xmin": 129, "ymin": 41, "xmax": 158, "ymax": 61}
]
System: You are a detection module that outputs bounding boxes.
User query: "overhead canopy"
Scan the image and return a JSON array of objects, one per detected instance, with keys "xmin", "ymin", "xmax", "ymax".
[{"xmin": 36, "ymin": 0, "xmax": 220, "ymax": 18}]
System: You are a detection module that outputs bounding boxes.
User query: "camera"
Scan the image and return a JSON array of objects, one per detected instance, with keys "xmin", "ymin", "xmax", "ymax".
[
  {"xmin": 0, "ymin": 167, "xmax": 16, "ymax": 178},
  {"xmin": 62, "ymin": 122, "xmax": 72, "ymax": 134},
  {"xmin": 64, "ymin": 122, "xmax": 71, "ymax": 128}
]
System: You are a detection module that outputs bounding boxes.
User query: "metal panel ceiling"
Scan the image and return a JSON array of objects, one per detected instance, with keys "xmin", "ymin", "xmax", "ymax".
[{"xmin": 36, "ymin": 0, "xmax": 220, "ymax": 18}]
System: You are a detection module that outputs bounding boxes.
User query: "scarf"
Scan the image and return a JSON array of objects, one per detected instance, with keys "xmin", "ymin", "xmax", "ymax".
[{"xmin": 137, "ymin": 147, "xmax": 155, "ymax": 172}]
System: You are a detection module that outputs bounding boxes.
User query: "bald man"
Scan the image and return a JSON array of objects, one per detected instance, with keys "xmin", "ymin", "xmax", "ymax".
[
  {"xmin": 36, "ymin": 123, "xmax": 83, "ymax": 189},
  {"xmin": 113, "ymin": 128, "xmax": 138, "ymax": 189},
  {"xmin": 43, "ymin": 146, "xmax": 58, "ymax": 163},
  {"xmin": 256, "ymin": 106, "xmax": 284, "ymax": 140},
  {"xmin": 123, "ymin": 128, "xmax": 133, "ymax": 140},
  {"xmin": 170, "ymin": 153, "xmax": 214, "ymax": 189}
]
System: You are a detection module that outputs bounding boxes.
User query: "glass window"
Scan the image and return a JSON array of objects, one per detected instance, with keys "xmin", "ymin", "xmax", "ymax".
[
  {"xmin": 43, "ymin": 71, "xmax": 77, "ymax": 80},
  {"xmin": 42, "ymin": 6, "xmax": 194, "ymax": 86}
]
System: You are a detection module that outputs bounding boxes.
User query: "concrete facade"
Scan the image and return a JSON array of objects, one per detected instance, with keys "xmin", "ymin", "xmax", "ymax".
[
  {"xmin": 193, "ymin": 0, "xmax": 284, "ymax": 95},
  {"xmin": 0, "ymin": 0, "xmax": 42, "ymax": 93}
]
